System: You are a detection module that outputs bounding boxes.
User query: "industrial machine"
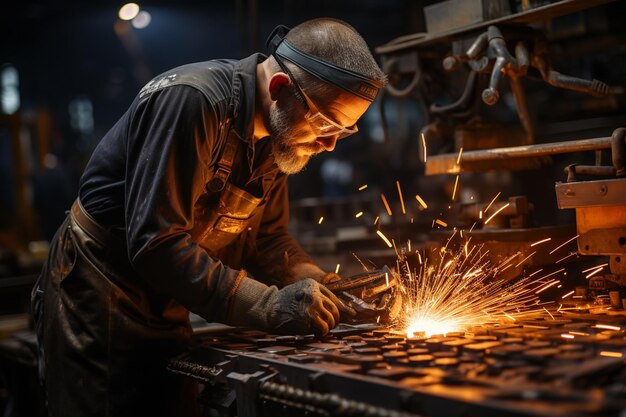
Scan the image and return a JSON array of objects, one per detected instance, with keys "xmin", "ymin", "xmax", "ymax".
[{"xmin": 172, "ymin": 1, "xmax": 626, "ymax": 415}]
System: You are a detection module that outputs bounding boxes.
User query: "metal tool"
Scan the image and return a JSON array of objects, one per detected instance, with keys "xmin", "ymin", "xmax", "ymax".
[{"xmin": 325, "ymin": 266, "xmax": 403, "ymax": 324}]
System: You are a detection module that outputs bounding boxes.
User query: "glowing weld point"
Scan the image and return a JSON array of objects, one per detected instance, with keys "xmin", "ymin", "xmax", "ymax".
[
  {"xmin": 318, "ymin": 216, "xmax": 324, "ymax": 224},
  {"xmin": 335, "ymin": 264, "xmax": 340, "ymax": 274},
  {"xmin": 376, "ymin": 230, "xmax": 393, "ymax": 248},
  {"xmin": 484, "ymin": 203, "xmax": 509, "ymax": 224},
  {"xmin": 531, "ymin": 237, "xmax": 552, "ymax": 247},
  {"xmin": 415, "ymin": 194, "xmax": 428, "ymax": 209},
  {"xmin": 355, "ymin": 211, "xmax": 363, "ymax": 218},
  {"xmin": 358, "ymin": 184, "xmax": 368, "ymax": 191},
  {"xmin": 595, "ymin": 324, "xmax": 621, "ymax": 331},
  {"xmin": 600, "ymin": 351, "xmax": 623, "ymax": 358},
  {"xmin": 561, "ymin": 333, "xmax": 574, "ymax": 339},
  {"xmin": 380, "ymin": 193, "xmax": 392, "ymax": 216}
]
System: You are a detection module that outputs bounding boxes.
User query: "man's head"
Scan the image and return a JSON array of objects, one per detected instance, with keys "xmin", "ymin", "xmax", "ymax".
[{"xmin": 260, "ymin": 18, "xmax": 386, "ymax": 174}]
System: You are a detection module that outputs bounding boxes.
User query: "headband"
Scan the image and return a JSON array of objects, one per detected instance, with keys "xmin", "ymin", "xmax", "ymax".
[{"xmin": 266, "ymin": 25, "xmax": 383, "ymax": 102}]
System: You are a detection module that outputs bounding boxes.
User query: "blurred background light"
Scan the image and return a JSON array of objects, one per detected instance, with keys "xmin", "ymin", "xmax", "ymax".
[
  {"xmin": 131, "ymin": 10, "xmax": 151, "ymax": 29},
  {"xmin": 118, "ymin": 3, "xmax": 140, "ymax": 21},
  {"xmin": 1, "ymin": 65, "xmax": 20, "ymax": 115}
]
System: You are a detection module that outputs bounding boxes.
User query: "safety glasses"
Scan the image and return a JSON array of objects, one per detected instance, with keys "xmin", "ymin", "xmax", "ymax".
[{"xmin": 275, "ymin": 57, "xmax": 359, "ymax": 140}]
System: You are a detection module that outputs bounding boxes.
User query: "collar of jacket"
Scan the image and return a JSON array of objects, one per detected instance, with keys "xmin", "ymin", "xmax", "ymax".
[
  {"xmin": 229, "ymin": 53, "xmax": 279, "ymax": 176},
  {"xmin": 229, "ymin": 53, "xmax": 266, "ymax": 143}
]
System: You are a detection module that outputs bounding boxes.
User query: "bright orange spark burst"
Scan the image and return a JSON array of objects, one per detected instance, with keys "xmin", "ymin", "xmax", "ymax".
[{"xmin": 397, "ymin": 240, "xmax": 548, "ymax": 337}]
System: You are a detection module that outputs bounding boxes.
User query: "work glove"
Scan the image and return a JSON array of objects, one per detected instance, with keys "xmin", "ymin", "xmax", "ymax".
[{"xmin": 229, "ymin": 277, "xmax": 352, "ymax": 335}]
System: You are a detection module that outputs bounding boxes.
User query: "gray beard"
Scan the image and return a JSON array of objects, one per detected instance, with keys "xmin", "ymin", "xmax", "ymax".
[{"xmin": 268, "ymin": 104, "xmax": 321, "ymax": 175}]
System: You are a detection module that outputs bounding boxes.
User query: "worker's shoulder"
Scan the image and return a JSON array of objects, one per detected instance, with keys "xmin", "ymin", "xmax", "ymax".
[{"xmin": 138, "ymin": 59, "xmax": 237, "ymax": 107}]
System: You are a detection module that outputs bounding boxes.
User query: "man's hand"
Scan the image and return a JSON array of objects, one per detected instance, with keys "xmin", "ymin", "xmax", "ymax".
[
  {"xmin": 229, "ymin": 277, "xmax": 354, "ymax": 336},
  {"xmin": 267, "ymin": 278, "xmax": 341, "ymax": 335}
]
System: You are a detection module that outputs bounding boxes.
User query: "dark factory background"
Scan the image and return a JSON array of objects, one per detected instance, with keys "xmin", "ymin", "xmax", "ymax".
[{"xmin": 2, "ymin": 1, "xmax": 626, "ymax": 416}]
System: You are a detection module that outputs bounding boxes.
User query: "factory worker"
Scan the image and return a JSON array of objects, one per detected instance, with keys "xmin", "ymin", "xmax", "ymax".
[{"xmin": 31, "ymin": 18, "xmax": 386, "ymax": 417}]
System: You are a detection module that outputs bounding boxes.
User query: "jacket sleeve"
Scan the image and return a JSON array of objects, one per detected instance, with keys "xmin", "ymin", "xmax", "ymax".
[
  {"xmin": 249, "ymin": 172, "xmax": 316, "ymax": 285},
  {"xmin": 124, "ymin": 85, "xmax": 244, "ymax": 323}
]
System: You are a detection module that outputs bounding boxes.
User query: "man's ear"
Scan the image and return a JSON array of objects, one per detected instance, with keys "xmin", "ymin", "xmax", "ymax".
[{"xmin": 268, "ymin": 73, "xmax": 292, "ymax": 101}]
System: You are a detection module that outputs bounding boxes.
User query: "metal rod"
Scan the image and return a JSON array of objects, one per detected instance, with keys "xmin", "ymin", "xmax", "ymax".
[{"xmin": 425, "ymin": 136, "xmax": 612, "ymax": 175}]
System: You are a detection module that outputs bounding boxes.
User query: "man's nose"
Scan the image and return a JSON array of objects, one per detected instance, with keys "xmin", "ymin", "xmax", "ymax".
[{"xmin": 316, "ymin": 135, "xmax": 338, "ymax": 152}]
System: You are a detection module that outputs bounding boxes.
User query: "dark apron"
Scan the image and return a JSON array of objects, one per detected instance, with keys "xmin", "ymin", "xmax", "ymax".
[{"xmin": 31, "ymin": 128, "xmax": 274, "ymax": 417}]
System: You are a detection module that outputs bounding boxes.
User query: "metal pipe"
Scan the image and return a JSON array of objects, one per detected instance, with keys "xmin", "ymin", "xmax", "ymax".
[
  {"xmin": 425, "ymin": 136, "xmax": 612, "ymax": 174},
  {"xmin": 611, "ymin": 127, "xmax": 626, "ymax": 176}
]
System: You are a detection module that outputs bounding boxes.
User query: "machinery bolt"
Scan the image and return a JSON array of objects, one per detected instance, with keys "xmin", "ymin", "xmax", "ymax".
[{"xmin": 482, "ymin": 87, "xmax": 500, "ymax": 105}]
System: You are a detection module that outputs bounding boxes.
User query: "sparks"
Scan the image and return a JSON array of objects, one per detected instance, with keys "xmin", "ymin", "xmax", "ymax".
[
  {"xmin": 421, "ymin": 132, "xmax": 427, "ymax": 162},
  {"xmin": 484, "ymin": 203, "xmax": 509, "ymax": 224},
  {"xmin": 399, "ymin": 241, "xmax": 548, "ymax": 338},
  {"xmin": 335, "ymin": 264, "xmax": 340, "ymax": 274},
  {"xmin": 318, "ymin": 216, "xmax": 324, "ymax": 224},
  {"xmin": 376, "ymin": 230, "xmax": 393, "ymax": 248},
  {"xmin": 561, "ymin": 290, "xmax": 575, "ymax": 299},
  {"xmin": 396, "ymin": 181, "xmax": 406, "ymax": 215},
  {"xmin": 594, "ymin": 324, "xmax": 621, "ymax": 331},
  {"xmin": 515, "ymin": 251, "xmax": 536, "ymax": 268},
  {"xmin": 561, "ymin": 333, "xmax": 574, "ymax": 339},
  {"xmin": 380, "ymin": 193, "xmax": 392, "ymax": 216},
  {"xmin": 582, "ymin": 263, "xmax": 608, "ymax": 273},
  {"xmin": 456, "ymin": 147, "xmax": 463, "ymax": 165},
  {"xmin": 358, "ymin": 184, "xmax": 368, "ymax": 191},
  {"xmin": 435, "ymin": 219, "xmax": 447, "ymax": 227},
  {"xmin": 549, "ymin": 235, "xmax": 579, "ymax": 254},
  {"xmin": 585, "ymin": 266, "xmax": 605, "ymax": 279},
  {"xmin": 556, "ymin": 252, "xmax": 576, "ymax": 264},
  {"xmin": 415, "ymin": 194, "xmax": 428, "ymax": 209},
  {"xmin": 600, "ymin": 351, "xmax": 623, "ymax": 358},
  {"xmin": 374, "ymin": 216, "xmax": 379, "ymax": 225},
  {"xmin": 452, "ymin": 175, "xmax": 459, "ymax": 201},
  {"xmin": 355, "ymin": 211, "xmax": 363, "ymax": 218},
  {"xmin": 531, "ymin": 237, "xmax": 552, "ymax": 247},
  {"xmin": 484, "ymin": 192, "xmax": 501, "ymax": 213}
]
